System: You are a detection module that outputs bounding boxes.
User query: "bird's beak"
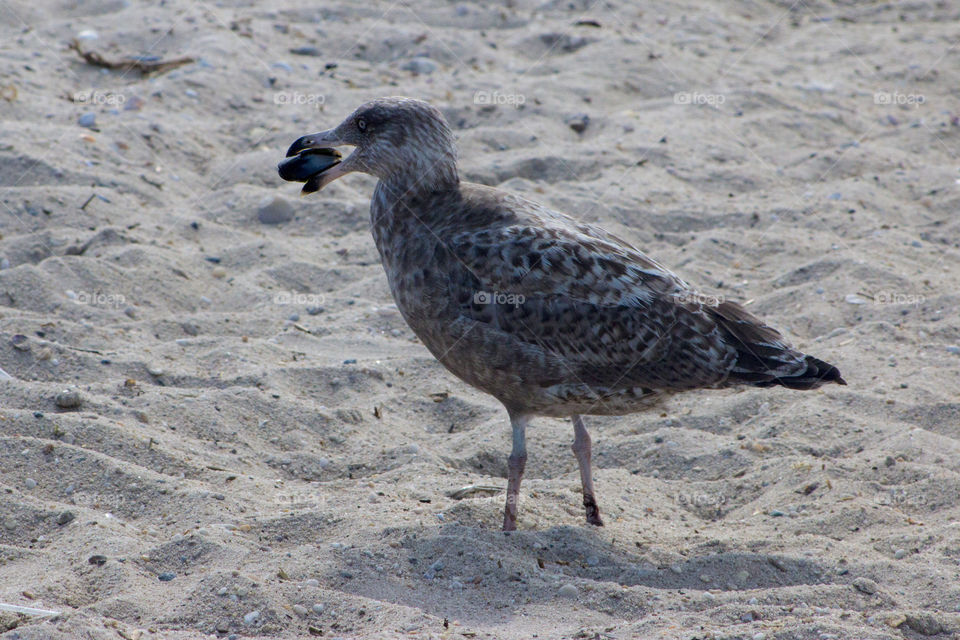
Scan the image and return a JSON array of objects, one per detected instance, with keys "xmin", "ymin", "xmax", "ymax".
[{"xmin": 280, "ymin": 128, "xmax": 355, "ymax": 195}]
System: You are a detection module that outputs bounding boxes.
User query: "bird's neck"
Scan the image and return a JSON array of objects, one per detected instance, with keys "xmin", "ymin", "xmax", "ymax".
[{"xmin": 377, "ymin": 154, "xmax": 459, "ymax": 202}]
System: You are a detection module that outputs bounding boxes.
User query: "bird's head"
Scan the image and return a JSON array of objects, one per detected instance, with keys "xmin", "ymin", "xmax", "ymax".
[{"xmin": 280, "ymin": 97, "xmax": 458, "ymax": 194}]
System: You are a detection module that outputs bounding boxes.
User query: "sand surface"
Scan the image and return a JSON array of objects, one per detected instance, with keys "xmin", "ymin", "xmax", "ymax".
[{"xmin": 1, "ymin": 0, "xmax": 960, "ymax": 638}]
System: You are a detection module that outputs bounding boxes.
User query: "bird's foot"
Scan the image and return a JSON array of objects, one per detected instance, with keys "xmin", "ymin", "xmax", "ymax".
[{"xmin": 584, "ymin": 494, "xmax": 604, "ymax": 527}]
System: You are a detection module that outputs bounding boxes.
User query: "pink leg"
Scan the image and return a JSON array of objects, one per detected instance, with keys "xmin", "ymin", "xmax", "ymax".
[
  {"xmin": 502, "ymin": 413, "xmax": 528, "ymax": 531},
  {"xmin": 572, "ymin": 415, "xmax": 603, "ymax": 526}
]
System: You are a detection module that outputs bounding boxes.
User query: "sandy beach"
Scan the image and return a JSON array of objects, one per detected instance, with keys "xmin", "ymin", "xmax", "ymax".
[{"xmin": 1, "ymin": 0, "xmax": 959, "ymax": 638}]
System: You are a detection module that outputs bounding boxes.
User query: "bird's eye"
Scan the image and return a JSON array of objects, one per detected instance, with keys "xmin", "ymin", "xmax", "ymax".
[{"xmin": 357, "ymin": 118, "xmax": 367, "ymax": 132}]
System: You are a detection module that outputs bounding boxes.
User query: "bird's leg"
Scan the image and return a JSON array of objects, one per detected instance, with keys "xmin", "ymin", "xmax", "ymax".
[
  {"xmin": 503, "ymin": 413, "xmax": 529, "ymax": 531},
  {"xmin": 572, "ymin": 414, "xmax": 603, "ymax": 526}
]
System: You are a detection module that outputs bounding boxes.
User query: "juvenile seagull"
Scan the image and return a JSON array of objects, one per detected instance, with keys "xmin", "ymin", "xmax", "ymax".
[{"xmin": 280, "ymin": 97, "xmax": 846, "ymax": 531}]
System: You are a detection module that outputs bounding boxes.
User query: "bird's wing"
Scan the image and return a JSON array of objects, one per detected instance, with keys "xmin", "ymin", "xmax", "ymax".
[{"xmin": 439, "ymin": 194, "xmax": 808, "ymax": 390}]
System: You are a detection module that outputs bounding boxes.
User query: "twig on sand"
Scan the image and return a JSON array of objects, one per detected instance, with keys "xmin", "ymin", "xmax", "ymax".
[
  {"xmin": 68, "ymin": 40, "xmax": 194, "ymax": 76},
  {"xmin": 0, "ymin": 603, "xmax": 61, "ymax": 617}
]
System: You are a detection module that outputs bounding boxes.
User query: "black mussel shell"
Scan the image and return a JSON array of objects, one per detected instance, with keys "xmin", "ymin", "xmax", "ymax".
[{"xmin": 278, "ymin": 147, "xmax": 341, "ymax": 183}]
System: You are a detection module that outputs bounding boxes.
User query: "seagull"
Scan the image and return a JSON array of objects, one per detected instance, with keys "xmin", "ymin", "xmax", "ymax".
[{"xmin": 279, "ymin": 97, "xmax": 846, "ymax": 531}]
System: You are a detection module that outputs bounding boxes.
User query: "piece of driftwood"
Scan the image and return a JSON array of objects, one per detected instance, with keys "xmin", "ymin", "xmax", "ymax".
[{"xmin": 69, "ymin": 40, "xmax": 194, "ymax": 76}]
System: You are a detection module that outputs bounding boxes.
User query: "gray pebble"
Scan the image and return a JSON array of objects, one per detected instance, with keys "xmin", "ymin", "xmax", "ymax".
[
  {"xmin": 78, "ymin": 113, "xmax": 96, "ymax": 128},
  {"xmin": 24, "ymin": 478, "xmax": 36, "ymax": 489},
  {"xmin": 402, "ymin": 57, "xmax": 437, "ymax": 74},
  {"xmin": 2, "ymin": 517, "xmax": 16, "ymax": 531},
  {"xmin": 10, "ymin": 334, "xmax": 29, "ymax": 351},
  {"xmin": 288, "ymin": 313, "xmax": 300, "ymax": 322},
  {"xmin": 894, "ymin": 548, "xmax": 907, "ymax": 559},
  {"xmin": 257, "ymin": 195, "xmax": 295, "ymax": 224},
  {"xmin": 558, "ymin": 583, "xmax": 578, "ymax": 598},
  {"xmin": 311, "ymin": 603, "xmax": 324, "ymax": 615},
  {"xmin": 585, "ymin": 555, "xmax": 599, "ymax": 567},
  {"xmin": 158, "ymin": 572, "xmax": 176, "ymax": 581},
  {"xmin": 430, "ymin": 560, "xmax": 444, "ymax": 572},
  {"xmin": 0, "ymin": 257, "xmax": 10, "ymax": 269},
  {"xmin": 852, "ymin": 577, "xmax": 878, "ymax": 594},
  {"xmin": 55, "ymin": 389, "xmax": 82, "ymax": 409},
  {"xmin": 290, "ymin": 46, "xmax": 321, "ymax": 56},
  {"xmin": 215, "ymin": 619, "xmax": 230, "ymax": 633},
  {"xmin": 57, "ymin": 511, "xmax": 75, "ymax": 525},
  {"xmin": 566, "ymin": 113, "xmax": 590, "ymax": 133},
  {"xmin": 946, "ymin": 345, "xmax": 960, "ymax": 355},
  {"xmin": 307, "ymin": 305, "xmax": 324, "ymax": 315},
  {"xmin": 292, "ymin": 604, "xmax": 308, "ymax": 616},
  {"xmin": 242, "ymin": 610, "xmax": 260, "ymax": 625},
  {"xmin": 304, "ymin": 578, "xmax": 319, "ymax": 587},
  {"xmin": 740, "ymin": 612, "xmax": 754, "ymax": 622}
]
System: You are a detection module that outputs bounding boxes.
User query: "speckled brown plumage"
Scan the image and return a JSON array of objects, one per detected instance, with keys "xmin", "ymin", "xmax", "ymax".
[{"xmin": 283, "ymin": 97, "xmax": 846, "ymax": 531}]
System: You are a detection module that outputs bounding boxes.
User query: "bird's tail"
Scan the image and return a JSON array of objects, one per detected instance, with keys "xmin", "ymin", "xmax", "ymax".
[{"xmin": 708, "ymin": 301, "xmax": 847, "ymax": 390}]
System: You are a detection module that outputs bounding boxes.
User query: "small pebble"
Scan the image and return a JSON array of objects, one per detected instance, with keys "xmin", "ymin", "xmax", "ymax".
[
  {"xmin": 24, "ymin": 478, "xmax": 36, "ymax": 489},
  {"xmin": 10, "ymin": 334, "xmax": 29, "ymax": 351},
  {"xmin": 288, "ymin": 313, "xmax": 300, "ymax": 322},
  {"xmin": 845, "ymin": 293, "xmax": 866, "ymax": 305},
  {"xmin": 401, "ymin": 57, "xmax": 437, "ymax": 74},
  {"xmin": 894, "ymin": 548, "xmax": 907, "ymax": 559},
  {"xmin": 290, "ymin": 46, "xmax": 321, "ymax": 56},
  {"xmin": 669, "ymin": 564, "xmax": 683, "ymax": 574},
  {"xmin": 566, "ymin": 113, "xmax": 590, "ymax": 133},
  {"xmin": 2, "ymin": 517, "xmax": 16, "ymax": 531},
  {"xmin": 88, "ymin": 554, "xmax": 107, "ymax": 566},
  {"xmin": 753, "ymin": 633, "xmax": 766, "ymax": 640},
  {"xmin": 946, "ymin": 345, "xmax": 960, "ymax": 355},
  {"xmin": 57, "ymin": 511, "xmax": 75, "ymax": 525},
  {"xmin": 699, "ymin": 574, "xmax": 712, "ymax": 583},
  {"xmin": 558, "ymin": 583, "xmax": 578, "ymax": 598},
  {"xmin": 215, "ymin": 619, "xmax": 230, "ymax": 633},
  {"xmin": 735, "ymin": 570, "xmax": 749, "ymax": 583},
  {"xmin": 430, "ymin": 560, "xmax": 444, "ymax": 572},
  {"xmin": 311, "ymin": 603, "xmax": 324, "ymax": 615},
  {"xmin": 740, "ymin": 612, "xmax": 755, "ymax": 622},
  {"xmin": 158, "ymin": 572, "xmax": 176, "ymax": 581},
  {"xmin": 211, "ymin": 266, "xmax": 227, "ymax": 278},
  {"xmin": 586, "ymin": 555, "xmax": 599, "ymax": 567},
  {"xmin": 304, "ymin": 578, "xmax": 319, "ymax": 587},
  {"xmin": 257, "ymin": 195, "xmax": 295, "ymax": 225},
  {"xmin": 78, "ymin": 113, "xmax": 97, "ymax": 129},
  {"xmin": 292, "ymin": 604, "xmax": 308, "ymax": 616},
  {"xmin": 55, "ymin": 389, "xmax": 82, "ymax": 409},
  {"xmin": 147, "ymin": 365, "xmax": 165, "ymax": 376},
  {"xmin": 853, "ymin": 577, "xmax": 878, "ymax": 594},
  {"xmin": 242, "ymin": 610, "xmax": 260, "ymax": 625},
  {"xmin": 307, "ymin": 305, "xmax": 324, "ymax": 315},
  {"xmin": 748, "ymin": 597, "xmax": 759, "ymax": 605},
  {"xmin": 769, "ymin": 510, "xmax": 785, "ymax": 517}
]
